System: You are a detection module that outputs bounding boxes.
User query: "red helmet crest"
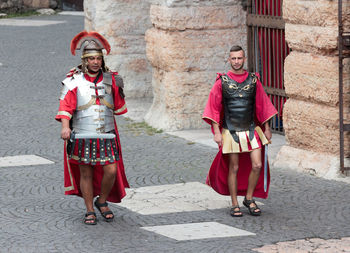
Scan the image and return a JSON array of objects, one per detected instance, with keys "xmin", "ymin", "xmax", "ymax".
[{"xmin": 70, "ymin": 30, "xmax": 111, "ymax": 56}]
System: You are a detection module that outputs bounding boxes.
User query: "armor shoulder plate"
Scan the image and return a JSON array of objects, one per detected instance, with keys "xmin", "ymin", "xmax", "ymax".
[
  {"xmin": 103, "ymin": 72, "xmax": 113, "ymax": 86},
  {"xmin": 59, "ymin": 74, "xmax": 81, "ymax": 100},
  {"xmin": 114, "ymin": 74, "xmax": 124, "ymax": 88},
  {"xmin": 220, "ymin": 74, "xmax": 229, "ymax": 84},
  {"xmin": 250, "ymin": 72, "xmax": 258, "ymax": 84}
]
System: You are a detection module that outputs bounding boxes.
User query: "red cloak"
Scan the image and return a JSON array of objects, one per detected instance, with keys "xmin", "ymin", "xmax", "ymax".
[
  {"xmin": 56, "ymin": 71, "xmax": 129, "ymax": 203},
  {"xmin": 202, "ymin": 71, "xmax": 277, "ymax": 199}
]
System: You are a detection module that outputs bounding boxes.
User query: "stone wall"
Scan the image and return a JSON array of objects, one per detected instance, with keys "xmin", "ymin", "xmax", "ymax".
[
  {"xmin": 145, "ymin": 0, "xmax": 247, "ymax": 130},
  {"xmin": 84, "ymin": 0, "xmax": 152, "ymax": 99},
  {"xmin": 274, "ymin": 0, "xmax": 350, "ymax": 177},
  {"xmin": 0, "ymin": 0, "xmax": 58, "ymax": 12}
]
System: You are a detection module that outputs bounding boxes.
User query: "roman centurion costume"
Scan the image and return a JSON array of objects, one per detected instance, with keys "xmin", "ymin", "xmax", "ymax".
[
  {"xmin": 203, "ymin": 71, "xmax": 277, "ymax": 199},
  {"xmin": 55, "ymin": 31, "xmax": 129, "ymax": 203}
]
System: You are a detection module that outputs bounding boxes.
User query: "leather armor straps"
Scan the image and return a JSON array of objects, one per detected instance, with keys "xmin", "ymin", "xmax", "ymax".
[{"xmin": 221, "ymin": 73, "xmax": 257, "ymax": 142}]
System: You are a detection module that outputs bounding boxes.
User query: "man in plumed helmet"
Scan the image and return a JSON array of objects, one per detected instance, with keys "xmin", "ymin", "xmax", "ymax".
[{"xmin": 55, "ymin": 31, "xmax": 129, "ymax": 225}]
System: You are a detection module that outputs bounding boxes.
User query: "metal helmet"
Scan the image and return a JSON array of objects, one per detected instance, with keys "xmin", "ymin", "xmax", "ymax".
[{"xmin": 70, "ymin": 30, "xmax": 111, "ymax": 58}]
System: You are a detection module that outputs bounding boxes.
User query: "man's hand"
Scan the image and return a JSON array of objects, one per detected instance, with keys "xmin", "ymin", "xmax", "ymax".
[
  {"xmin": 212, "ymin": 122, "xmax": 222, "ymax": 148},
  {"xmin": 264, "ymin": 122, "xmax": 272, "ymax": 141},
  {"xmin": 214, "ymin": 132, "xmax": 223, "ymax": 148},
  {"xmin": 61, "ymin": 127, "xmax": 71, "ymax": 141},
  {"xmin": 60, "ymin": 118, "xmax": 71, "ymax": 141}
]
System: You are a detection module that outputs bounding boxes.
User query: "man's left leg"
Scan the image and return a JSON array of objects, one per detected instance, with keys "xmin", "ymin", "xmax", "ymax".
[
  {"xmin": 244, "ymin": 148, "xmax": 262, "ymax": 215},
  {"xmin": 95, "ymin": 163, "xmax": 117, "ymax": 219}
]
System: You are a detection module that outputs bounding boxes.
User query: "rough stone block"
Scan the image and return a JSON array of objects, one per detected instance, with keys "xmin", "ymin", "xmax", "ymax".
[
  {"xmin": 105, "ymin": 54, "xmax": 153, "ymax": 98},
  {"xmin": 274, "ymin": 145, "xmax": 350, "ymax": 181},
  {"xmin": 23, "ymin": 0, "xmax": 49, "ymax": 8},
  {"xmin": 149, "ymin": 0, "xmax": 242, "ymax": 8},
  {"xmin": 283, "ymin": 0, "xmax": 337, "ymax": 27},
  {"xmin": 285, "ymin": 23, "xmax": 338, "ymax": 54},
  {"xmin": 284, "ymin": 51, "xmax": 338, "ymax": 106},
  {"xmin": 84, "ymin": 0, "xmax": 153, "ymax": 100},
  {"xmin": 145, "ymin": 70, "xmax": 214, "ymax": 130},
  {"xmin": 108, "ymin": 35, "xmax": 147, "ymax": 55},
  {"xmin": 283, "ymin": 99, "xmax": 349, "ymax": 155},
  {"xmin": 85, "ymin": 0, "xmax": 151, "ymax": 36},
  {"xmin": 146, "ymin": 27, "xmax": 246, "ymax": 72},
  {"xmin": 150, "ymin": 5, "xmax": 245, "ymax": 31}
]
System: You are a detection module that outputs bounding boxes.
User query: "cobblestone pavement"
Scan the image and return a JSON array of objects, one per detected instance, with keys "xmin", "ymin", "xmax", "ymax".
[{"xmin": 0, "ymin": 14, "xmax": 350, "ymax": 253}]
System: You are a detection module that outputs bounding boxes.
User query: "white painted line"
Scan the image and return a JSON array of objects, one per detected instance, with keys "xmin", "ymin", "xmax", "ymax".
[
  {"xmin": 0, "ymin": 19, "xmax": 66, "ymax": 26},
  {"xmin": 58, "ymin": 11, "xmax": 84, "ymax": 16},
  {"xmin": 114, "ymin": 182, "xmax": 263, "ymax": 215},
  {"xmin": 0, "ymin": 155, "xmax": 54, "ymax": 167},
  {"xmin": 142, "ymin": 222, "xmax": 255, "ymax": 241}
]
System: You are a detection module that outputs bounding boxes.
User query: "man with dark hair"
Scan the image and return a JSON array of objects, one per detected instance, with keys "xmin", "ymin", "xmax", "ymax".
[
  {"xmin": 56, "ymin": 31, "xmax": 129, "ymax": 225},
  {"xmin": 203, "ymin": 45, "xmax": 277, "ymax": 217}
]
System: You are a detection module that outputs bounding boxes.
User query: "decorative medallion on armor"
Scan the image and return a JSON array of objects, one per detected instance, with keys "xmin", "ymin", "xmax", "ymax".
[{"xmin": 221, "ymin": 73, "xmax": 257, "ymax": 142}]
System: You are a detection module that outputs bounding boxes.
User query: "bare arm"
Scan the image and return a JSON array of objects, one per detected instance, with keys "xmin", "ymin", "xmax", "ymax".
[
  {"xmin": 212, "ymin": 122, "xmax": 222, "ymax": 148},
  {"xmin": 60, "ymin": 118, "xmax": 71, "ymax": 140},
  {"xmin": 264, "ymin": 121, "xmax": 272, "ymax": 142}
]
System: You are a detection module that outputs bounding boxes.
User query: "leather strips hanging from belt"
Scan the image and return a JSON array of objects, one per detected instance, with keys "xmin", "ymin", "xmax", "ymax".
[{"xmin": 66, "ymin": 131, "xmax": 120, "ymax": 165}]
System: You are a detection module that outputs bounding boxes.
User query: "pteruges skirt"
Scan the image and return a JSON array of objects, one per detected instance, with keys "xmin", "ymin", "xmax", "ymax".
[{"xmin": 222, "ymin": 126, "xmax": 269, "ymax": 154}]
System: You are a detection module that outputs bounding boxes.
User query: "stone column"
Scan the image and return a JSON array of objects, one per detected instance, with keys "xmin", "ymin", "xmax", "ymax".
[
  {"xmin": 145, "ymin": 0, "xmax": 247, "ymax": 130},
  {"xmin": 274, "ymin": 0, "xmax": 350, "ymax": 178},
  {"xmin": 23, "ymin": 0, "xmax": 50, "ymax": 8},
  {"xmin": 84, "ymin": 0, "xmax": 153, "ymax": 99}
]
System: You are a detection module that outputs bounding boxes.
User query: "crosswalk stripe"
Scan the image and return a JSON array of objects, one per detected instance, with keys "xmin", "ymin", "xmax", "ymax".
[{"xmin": 0, "ymin": 155, "xmax": 54, "ymax": 167}]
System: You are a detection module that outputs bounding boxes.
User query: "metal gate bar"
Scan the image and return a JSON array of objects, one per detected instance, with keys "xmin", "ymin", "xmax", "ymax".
[
  {"xmin": 338, "ymin": 0, "xmax": 350, "ymax": 173},
  {"xmin": 247, "ymin": 0, "xmax": 289, "ymax": 133}
]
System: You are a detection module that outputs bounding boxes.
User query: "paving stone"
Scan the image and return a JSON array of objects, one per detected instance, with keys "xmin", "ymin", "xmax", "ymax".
[
  {"xmin": 141, "ymin": 222, "xmax": 255, "ymax": 241},
  {"xmin": 0, "ymin": 155, "xmax": 54, "ymax": 167}
]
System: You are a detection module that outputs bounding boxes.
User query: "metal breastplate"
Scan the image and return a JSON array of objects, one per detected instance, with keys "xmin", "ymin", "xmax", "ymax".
[
  {"xmin": 222, "ymin": 73, "xmax": 257, "ymax": 141},
  {"xmin": 71, "ymin": 74, "xmax": 115, "ymax": 134}
]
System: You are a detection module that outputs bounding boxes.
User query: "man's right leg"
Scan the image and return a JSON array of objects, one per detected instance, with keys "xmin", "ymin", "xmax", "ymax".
[
  {"xmin": 227, "ymin": 153, "xmax": 242, "ymax": 216},
  {"xmin": 79, "ymin": 164, "xmax": 95, "ymax": 223}
]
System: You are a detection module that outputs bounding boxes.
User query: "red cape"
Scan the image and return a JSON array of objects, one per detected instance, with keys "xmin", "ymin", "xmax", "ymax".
[
  {"xmin": 203, "ymin": 71, "xmax": 277, "ymax": 199},
  {"xmin": 63, "ymin": 122, "xmax": 129, "ymax": 203}
]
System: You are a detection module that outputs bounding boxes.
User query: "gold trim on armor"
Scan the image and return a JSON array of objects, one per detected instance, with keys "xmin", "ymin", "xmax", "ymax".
[
  {"xmin": 81, "ymin": 52, "xmax": 103, "ymax": 58},
  {"xmin": 71, "ymin": 155, "xmax": 113, "ymax": 163},
  {"xmin": 57, "ymin": 111, "xmax": 72, "ymax": 119},
  {"xmin": 222, "ymin": 126, "xmax": 268, "ymax": 154},
  {"xmin": 221, "ymin": 75, "xmax": 228, "ymax": 82},
  {"xmin": 100, "ymin": 98, "xmax": 114, "ymax": 110},
  {"xmin": 114, "ymin": 104, "xmax": 127, "ymax": 114},
  {"xmin": 77, "ymin": 98, "xmax": 96, "ymax": 111}
]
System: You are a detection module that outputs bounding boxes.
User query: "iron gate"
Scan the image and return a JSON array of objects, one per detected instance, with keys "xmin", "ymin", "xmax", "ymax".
[
  {"xmin": 246, "ymin": 0, "xmax": 290, "ymax": 133},
  {"xmin": 338, "ymin": 0, "xmax": 350, "ymax": 174}
]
